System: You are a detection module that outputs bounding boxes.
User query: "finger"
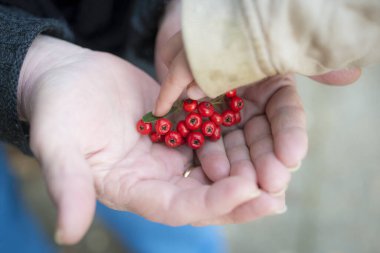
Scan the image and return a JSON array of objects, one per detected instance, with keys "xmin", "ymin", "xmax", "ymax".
[
  {"xmin": 243, "ymin": 75, "xmax": 295, "ymax": 114},
  {"xmin": 36, "ymin": 145, "xmax": 96, "ymax": 245},
  {"xmin": 125, "ymin": 176, "xmax": 258, "ymax": 226},
  {"xmin": 266, "ymin": 84, "xmax": 308, "ymax": 168},
  {"xmin": 244, "ymin": 116, "xmax": 291, "ymax": 194},
  {"xmin": 154, "ymin": 49, "xmax": 193, "ymax": 117},
  {"xmin": 242, "ymin": 75, "xmax": 306, "ymax": 168},
  {"xmin": 226, "ymin": 192, "xmax": 286, "ymax": 224},
  {"xmin": 197, "ymin": 138, "xmax": 230, "ymax": 181},
  {"xmin": 310, "ymin": 68, "xmax": 361, "ymax": 86},
  {"xmin": 224, "ymin": 130, "xmax": 257, "ymax": 183},
  {"xmin": 156, "ymin": 32, "xmax": 183, "ymax": 82},
  {"xmin": 193, "ymin": 193, "xmax": 286, "ymax": 225},
  {"xmin": 160, "ymin": 32, "xmax": 183, "ymax": 68}
]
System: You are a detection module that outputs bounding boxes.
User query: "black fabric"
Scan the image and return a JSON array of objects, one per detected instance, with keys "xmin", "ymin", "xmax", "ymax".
[
  {"xmin": 129, "ymin": 0, "xmax": 171, "ymax": 62},
  {"xmin": 0, "ymin": 0, "xmax": 169, "ymax": 56},
  {"xmin": 0, "ymin": 0, "xmax": 170, "ymax": 153},
  {"xmin": 0, "ymin": 0, "xmax": 132, "ymax": 54}
]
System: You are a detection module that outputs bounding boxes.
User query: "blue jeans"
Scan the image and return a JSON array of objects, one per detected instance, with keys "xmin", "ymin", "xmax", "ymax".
[{"xmin": 0, "ymin": 146, "xmax": 227, "ymax": 253}]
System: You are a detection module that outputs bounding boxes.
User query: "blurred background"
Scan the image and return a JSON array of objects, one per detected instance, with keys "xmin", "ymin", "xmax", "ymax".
[{"xmin": 5, "ymin": 64, "xmax": 380, "ymax": 253}]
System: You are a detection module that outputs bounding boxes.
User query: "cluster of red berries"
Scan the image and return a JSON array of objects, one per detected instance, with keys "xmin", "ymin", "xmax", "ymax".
[{"xmin": 136, "ymin": 89, "xmax": 244, "ymax": 149}]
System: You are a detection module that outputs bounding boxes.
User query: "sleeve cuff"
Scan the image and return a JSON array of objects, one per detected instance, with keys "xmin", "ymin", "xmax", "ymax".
[
  {"xmin": 0, "ymin": 5, "xmax": 73, "ymax": 154},
  {"xmin": 182, "ymin": 0, "xmax": 275, "ymax": 97}
]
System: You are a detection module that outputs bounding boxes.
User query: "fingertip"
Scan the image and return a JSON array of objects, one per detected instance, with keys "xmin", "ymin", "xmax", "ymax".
[
  {"xmin": 154, "ymin": 104, "xmax": 172, "ymax": 117},
  {"xmin": 153, "ymin": 95, "xmax": 170, "ymax": 117},
  {"xmin": 48, "ymin": 160, "xmax": 96, "ymax": 245},
  {"xmin": 268, "ymin": 185, "xmax": 288, "ymax": 197},
  {"xmin": 275, "ymin": 127, "xmax": 308, "ymax": 168},
  {"xmin": 227, "ymin": 192, "xmax": 285, "ymax": 223},
  {"xmin": 255, "ymin": 156, "xmax": 291, "ymax": 194},
  {"xmin": 152, "ymin": 103, "xmax": 163, "ymax": 117},
  {"xmin": 197, "ymin": 139, "xmax": 230, "ymax": 182},
  {"xmin": 55, "ymin": 189, "xmax": 96, "ymax": 245},
  {"xmin": 212, "ymin": 176, "xmax": 260, "ymax": 206},
  {"xmin": 207, "ymin": 157, "xmax": 230, "ymax": 181},
  {"xmin": 289, "ymin": 162, "xmax": 302, "ymax": 172},
  {"xmin": 54, "ymin": 229, "xmax": 64, "ymax": 245}
]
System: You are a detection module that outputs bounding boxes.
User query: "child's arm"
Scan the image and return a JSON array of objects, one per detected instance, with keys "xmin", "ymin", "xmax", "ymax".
[
  {"xmin": 182, "ymin": 0, "xmax": 379, "ymax": 97},
  {"xmin": 154, "ymin": 0, "xmax": 375, "ymax": 116}
]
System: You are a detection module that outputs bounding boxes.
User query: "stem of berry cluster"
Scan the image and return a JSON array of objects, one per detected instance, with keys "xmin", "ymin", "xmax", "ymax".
[
  {"xmin": 142, "ymin": 95, "xmax": 225, "ymax": 123},
  {"xmin": 137, "ymin": 89, "xmax": 241, "ymax": 150}
]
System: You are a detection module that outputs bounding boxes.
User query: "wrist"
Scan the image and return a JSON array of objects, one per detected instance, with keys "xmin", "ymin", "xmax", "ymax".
[{"xmin": 18, "ymin": 35, "xmax": 89, "ymax": 121}]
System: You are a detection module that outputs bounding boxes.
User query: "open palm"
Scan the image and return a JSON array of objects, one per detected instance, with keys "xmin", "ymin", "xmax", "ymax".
[
  {"xmin": 25, "ymin": 50, "xmax": 257, "ymax": 244},
  {"xmin": 187, "ymin": 75, "xmax": 307, "ymax": 225}
]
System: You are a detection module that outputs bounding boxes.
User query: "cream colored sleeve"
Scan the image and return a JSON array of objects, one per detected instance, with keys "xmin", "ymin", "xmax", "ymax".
[{"xmin": 182, "ymin": 0, "xmax": 380, "ymax": 97}]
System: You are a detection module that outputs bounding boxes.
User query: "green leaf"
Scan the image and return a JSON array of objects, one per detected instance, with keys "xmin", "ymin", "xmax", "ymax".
[
  {"xmin": 142, "ymin": 112, "xmax": 158, "ymax": 123},
  {"xmin": 142, "ymin": 106, "xmax": 178, "ymax": 123}
]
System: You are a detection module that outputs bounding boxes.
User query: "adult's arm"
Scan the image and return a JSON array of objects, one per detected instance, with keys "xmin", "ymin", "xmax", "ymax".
[
  {"xmin": 0, "ymin": 4, "xmax": 72, "ymax": 153},
  {"xmin": 0, "ymin": 0, "xmax": 171, "ymax": 153},
  {"xmin": 182, "ymin": 0, "xmax": 380, "ymax": 97}
]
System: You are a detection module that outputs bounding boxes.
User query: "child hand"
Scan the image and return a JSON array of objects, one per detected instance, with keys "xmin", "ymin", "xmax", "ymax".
[
  {"xmin": 154, "ymin": 32, "xmax": 203, "ymax": 117},
  {"xmin": 153, "ymin": 0, "xmax": 205, "ymax": 117}
]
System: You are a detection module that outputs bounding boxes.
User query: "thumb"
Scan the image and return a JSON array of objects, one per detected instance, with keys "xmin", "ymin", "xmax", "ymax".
[{"xmin": 37, "ymin": 146, "xmax": 96, "ymax": 245}]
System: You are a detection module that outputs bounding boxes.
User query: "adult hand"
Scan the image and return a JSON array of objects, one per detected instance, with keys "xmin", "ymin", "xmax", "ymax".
[
  {"xmin": 19, "ymin": 35, "xmax": 259, "ymax": 244},
  {"xmin": 153, "ymin": 0, "xmax": 293, "ymax": 225},
  {"xmin": 152, "ymin": 0, "xmax": 361, "ymax": 224},
  {"xmin": 187, "ymin": 75, "xmax": 305, "ymax": 225}
]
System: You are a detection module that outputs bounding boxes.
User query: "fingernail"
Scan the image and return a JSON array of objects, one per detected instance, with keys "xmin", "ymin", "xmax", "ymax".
[
  {"xmin": 55, "ymin": 229, "xmax": 64, "ymax": 245},
  {"xmin": 289, "ymin": 162, "xmax": 302, "ymax": 172},
  {"xmin": 275, "ymin": 205, "xmax": 288, "ymax": 214},
  {"xmin": 187, "ymin": 85, "xmax": 206, "ymax": 100},
  {"xmin": 269, "ymin": 186, "xmax": 288, "ymax": 197}
]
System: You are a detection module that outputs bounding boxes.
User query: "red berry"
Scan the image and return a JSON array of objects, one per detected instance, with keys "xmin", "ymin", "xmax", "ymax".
[
  {"xmin": 182, "ymin": 99, "xmax": 198, "ymax": 113},
  {"xmin": 185, "ymin": 112, "xmax": 202, "ymax": 130},
  {"xmin": 210, "ymin": 112, "xmax": 223, "ymax": 126},
  {"xmin": 136, "ymin": 120, "xmax": 152, "ymax": 135},
  {"xmin": 155, "ymin": 118, "xmax": 172, "ymax": 135},
  {"xmin": 210, "ymin": 126, "xmax": 221, "ymax": 141},
  {"xmin": 165, "ymin": 131, "xmax": 183, "ymax": 148},
  {"xmin": 229, "ymin": 96, "xmax": 244, "ymax": 112},
  {"xmin": 201, "ymin": 121, "xmax": 216, "ymax": 137},
  {"xmin": 198, "ymin": 102, "xmax": 215, "ymax": 117},
  {"xmin": 177, "ymin": 120, "xmax": 190, "ymax": 138},
  {"xmin": 150, "ymin": 132, "xmax": 163, "ymax": 143},
  {"xmin": 225, "ymin": 89, "xmax": 237, "ymax": 98},
  {"xmin": 222, "ymin": 110, "xmax": 236, "ymax": 127},
  {"xmin": 234, "ymin": 112, "xmax": 242, "ymax": 124},
  {"xmin": 187, "ymin": 132, "xmax": 205, "ymax": 149}
]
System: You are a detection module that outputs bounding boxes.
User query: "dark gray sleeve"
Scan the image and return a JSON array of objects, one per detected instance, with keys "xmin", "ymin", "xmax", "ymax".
[{"xmin": 0, "ymin": 5, "xmax": 73, "ymax": 154}]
